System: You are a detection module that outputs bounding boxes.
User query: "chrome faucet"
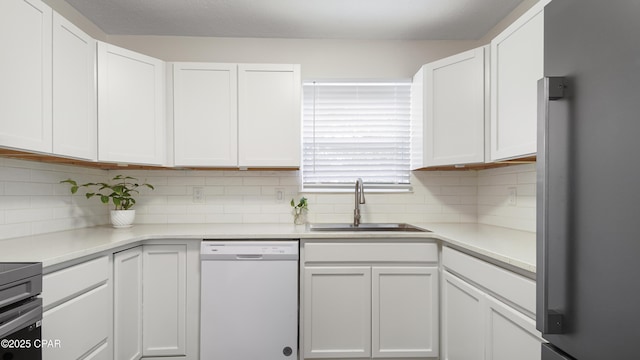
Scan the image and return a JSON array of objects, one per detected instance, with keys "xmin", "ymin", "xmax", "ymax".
[{"xmin": 354, "ymin": 178, "xmax": 366, "ymax": 227}]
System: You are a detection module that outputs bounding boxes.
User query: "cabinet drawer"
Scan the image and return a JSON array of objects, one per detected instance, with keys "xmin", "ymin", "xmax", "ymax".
[
  {"xmin": 43, "ymin": 256, "xmax": 109, "ymax": 309},
  {"xmin": 304, "ymin": 242, "xmax": 438, "ymax": 263},
  {"xmin": 442, "ymin": 247, "xmax": 535, "ymax": 316},
  {"xmin": 42, "ymin": 283, "xmax": 111, "ymax": 360}
]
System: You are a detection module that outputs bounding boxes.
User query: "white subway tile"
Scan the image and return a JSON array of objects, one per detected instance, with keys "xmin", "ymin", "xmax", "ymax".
[
  {"xmin": 206, "ymin": 213, "xmax": 242, "ymax": 223},
  {"xmin": 441, "ymin": 186, "xmax": 477, "ymax": 196},
  {"xmin": 205, "ymin": 195, "xmax": 244, "ymax": 205},
  {"xmin": 243, "ymin": 177, "xmax": 280, "ymax": 186},
  {"xmin": 5, "ymin": 182, "xmax": 53, "ymax": 196},
  {"xmin": 279, "ymin": 176, "xmax": 301, "ymax": 186},
  {"xmin": 166, "ymin": 214, "xmax": 206, "ymax": 223},
  {"xmin": 243, "ymin": 213, "xmax": 281, "ymax": 223},
  {"xmin": 0, "ymin": 196, "xmax": 31, "ymax": 210},
  {"xmin": 224, "ymin": 205, "xmax": 260, "ymax": 214},
  {"xmin": 225, "ymin": 186, "xmax": 261, "ymax": 195},
  {"xmin": 0, "ymin": 167, "xmax": 31, "ymax": 181},
  {"xmin": 167, "ymin": 176, "xmax": 205, "ymax": 186},
  {"xmin": 152, "ymin": 185, "xmax": 188, "ymax": 196},
  {"xmin": 5, "ymin": 208, "xmax": 53, "ymax": 224},
  {"xmin": 517, "ymin": 171, "xmax": 537, "ymax": 184},
  {"xmin": 146, "ymin": 205, "xmax": 188, "ymax": 215},
  {"xmin": 30, "ymin": 196, "xmax": 67, "ymax": 208},
  {"xmin": 0, "ymin": 223, "xmax": 32, "ymax": 240},
  {"xmin": 136, "ymin": 214, "xmax": 168, "ymax": 224},
  {"xmin": 187, "ymin": 205, "xmax": 224, "ymax": 214}
]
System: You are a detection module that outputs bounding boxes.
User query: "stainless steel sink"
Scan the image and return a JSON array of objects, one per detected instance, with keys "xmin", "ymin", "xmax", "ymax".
[{"xmin": 309, "ymin": 223, "xmax": 430, "ymax": 232}]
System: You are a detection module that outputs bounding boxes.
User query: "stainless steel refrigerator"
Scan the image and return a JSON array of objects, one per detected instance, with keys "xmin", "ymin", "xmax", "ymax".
[{"xmin": 537, "ymin": 0, "xmax": 640, "ymax": 359}]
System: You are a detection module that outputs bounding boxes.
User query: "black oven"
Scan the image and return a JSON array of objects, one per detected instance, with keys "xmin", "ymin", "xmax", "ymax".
[{"xmin": 0, "ymin": 263, "xmax": 43, "ymax": 360}]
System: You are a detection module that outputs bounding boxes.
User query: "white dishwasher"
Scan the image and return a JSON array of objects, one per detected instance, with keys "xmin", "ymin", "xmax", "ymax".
[{"xmin": 200, "ymin": 240, "xmax": 299, "ymax": 360}]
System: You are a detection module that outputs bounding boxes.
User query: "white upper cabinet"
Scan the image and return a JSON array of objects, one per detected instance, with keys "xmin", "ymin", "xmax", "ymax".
[
  {"xmin": 0, "ymin": 0, "xmax": 52, "ymax": 153},
  {"xmin": 52, "ymin": 12, "xmax": 97, "ymax": 160},
  {"xmin": 490, "ymin": 0, "xmax": 550, "ymax": 161},
  {"xmin": 411, "ymin": 46, "xmax": 487, "ymax": 168},
  {"xmin": 97, "ymin": 42, "xmax": 166, "ymax": 165},
  {"xmin": 173, "ymin": 63, "xmax": 238, "ymax": 167},
  {"xmin": 238, "ymin": 64, "xmax": 301, "ymax": 168}
]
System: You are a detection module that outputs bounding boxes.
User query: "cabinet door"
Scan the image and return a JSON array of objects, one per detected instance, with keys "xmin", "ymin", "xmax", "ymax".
[
  {"xmin": 442, "ymin": 271, "xmax": 485, "ymax": 360},
  {"xmin": 485, "ymin": 295, "xmax": 542, "ymax": 360},
  {"xmin": 52, "ymin": 12, "xmax": 97, "ymax": 160},
  {"xmin": 422, "ymin": 46, "xmax": 486, "ymax": 167},
  {"xmin": 372, "ymin": 266, "xmax": 439, "ymax": 358},
  {"xmin": 173, "ymin": 62, "xmax": 238, "ymax": 166},
  {"xmin": 42, "ymin": 283, "xmax": 111, "ymax": 360},
  {"xmin": 83, "ymin": 342, "xmax": 111, "ymax": 360},
  {"xmin": 490, "ymin": 1, "xmax": 548, "ymax": 161},
  {"xmin": 238, "ymin": 64, "xmax": 301, "ymax": 168},
  {"xmin": 97, "ymin": 42, "xmax": 165, "ymax": 165},
  {"xmin": 113, "ymin": 247, "xmax": 143, "ymax": 360},
  {"xmin": 0, "ymin": 0, "xmax": 52, "ymax": 153},
  {"xmin": 142, "ymin": 245, "xmax": 187, "ymax": 357},
  {"xmin": 303, "ymin": 266, "xmax": 371, "ymax": 358}
]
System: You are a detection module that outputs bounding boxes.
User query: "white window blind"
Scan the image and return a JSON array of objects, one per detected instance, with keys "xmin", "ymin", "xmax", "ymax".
[{"xmin": 302, "ymin": 81, "xmax": 411, "ymax": 190}]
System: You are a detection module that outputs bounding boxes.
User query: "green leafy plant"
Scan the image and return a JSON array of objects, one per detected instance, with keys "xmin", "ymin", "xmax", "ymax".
[
  {"xmin": 290, "ymin": 197, "xmax": 308, "ymax": 214},
  {"xmin": 61, "ymin": 175, "xmax": 154, "ymax": 210}
]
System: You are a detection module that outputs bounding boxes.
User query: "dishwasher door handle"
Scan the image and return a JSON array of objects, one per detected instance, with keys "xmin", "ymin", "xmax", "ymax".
[{"xmin": 236, "ymin": 254, "xmax": 263, "ymax": 260}]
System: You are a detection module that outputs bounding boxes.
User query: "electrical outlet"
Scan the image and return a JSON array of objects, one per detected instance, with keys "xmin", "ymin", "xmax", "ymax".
[
  {"xmin": 275, "ymin": 188, "xmax": 285, "ymax": 202},
  {"xmin": 507, "ymin": 187, "xmax": 517, "ymax": 206},
  {"xmin": 193, "ymin": 187, "xmax": 204, "ymax": 203}
]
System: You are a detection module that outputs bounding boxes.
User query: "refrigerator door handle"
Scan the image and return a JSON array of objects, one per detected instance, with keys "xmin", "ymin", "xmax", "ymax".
[{"xmin": 537, "ymin": 76, "xmax": 566, "ymax": 335}]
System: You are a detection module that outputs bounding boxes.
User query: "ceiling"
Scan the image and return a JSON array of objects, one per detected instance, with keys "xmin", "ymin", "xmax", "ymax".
[{"xmin": 64, "ymin": 0, "xmax": 526, "ymax": 41}]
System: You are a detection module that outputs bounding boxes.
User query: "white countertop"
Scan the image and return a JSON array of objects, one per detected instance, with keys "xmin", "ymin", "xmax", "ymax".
[{"xmin": 0, "ymin": 222, "xmax": 536, "ymax": 273}]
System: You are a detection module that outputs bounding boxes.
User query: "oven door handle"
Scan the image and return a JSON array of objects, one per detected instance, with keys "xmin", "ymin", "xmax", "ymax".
[{"xmin": 0, "ymin": 298, "xmax": 42, "ymax": 338}]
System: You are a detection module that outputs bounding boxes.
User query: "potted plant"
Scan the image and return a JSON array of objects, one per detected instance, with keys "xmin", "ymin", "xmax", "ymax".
[
  {"xmin": 61, "ymin": 175, "xmax": 154, "ymax": 228},
  {"xmin": 290, "ymin": 197, "xmax": 308, "ymax": 225}
]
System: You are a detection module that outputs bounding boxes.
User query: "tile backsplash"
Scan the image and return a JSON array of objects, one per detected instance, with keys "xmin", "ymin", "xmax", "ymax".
[
  {"xmin": 0, "ymin": 158, "xmax": 109, "ymax": 240},
  {"xmin": 0, "ymin": 158, "xmax": 536, "ymax": 241}
]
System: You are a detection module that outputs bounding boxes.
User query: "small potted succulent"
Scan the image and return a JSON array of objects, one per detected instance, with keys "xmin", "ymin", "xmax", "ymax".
[
  {"xmin": 290, "ymin": 197, "xmax": 308, "ymax": 225},
  {"xmin": 61, "ymin": 175, "xmax": 154, "ymax": 228}
]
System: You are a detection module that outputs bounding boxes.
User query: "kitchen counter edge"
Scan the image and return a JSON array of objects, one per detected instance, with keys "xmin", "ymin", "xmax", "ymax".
[{"xmin": 0, "ymin": 223, "xmax": 536, "ymax": 274}]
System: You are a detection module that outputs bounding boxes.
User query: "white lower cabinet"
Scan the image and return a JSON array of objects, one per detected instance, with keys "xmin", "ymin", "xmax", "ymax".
[
  {"xmin": 484, "ymin": 295, "xmax": 541, "ymax": 360},
  {"xmin": 113, "ymin": 242, "xmax": 198, "ymax": 360},
  {"xmin": 114, "ymin": 247, "xmax": 143, "ymax": 360},
  {"xmin": 373, "ymin": 267, "xmax": 439, "ymax": 358},
  {"xmin": 142, "ymin": 245, "xmax": 187, "ymax": 357},
  {"xmin": 42, "ymin": 256, "xmax": 112, "ymax": 360},
  {"xmin": 442, "ymin": 247, "xmax": 543, "ymax": 360},
  {"xmin": 303, "ymin": 266, "xmax": 372, "ymax": 358},
  {"xmin": 302, "ymin": 241, "xmax": 439, "ymax": 359},
  {"xmin": 442, "ymin": 271, "xmax": 484, "ymax": 360}
]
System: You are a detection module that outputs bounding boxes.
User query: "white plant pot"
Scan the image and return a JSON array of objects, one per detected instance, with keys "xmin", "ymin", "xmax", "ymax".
[{"xmin": 110, "ymin": 210, "xmax": 136, "ymax": 228}]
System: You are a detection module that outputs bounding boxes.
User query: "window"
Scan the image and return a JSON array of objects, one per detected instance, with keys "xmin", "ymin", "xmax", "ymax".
[{"xmin": 302, "ymin": 81, "xmax": 412, "ymax": 191}]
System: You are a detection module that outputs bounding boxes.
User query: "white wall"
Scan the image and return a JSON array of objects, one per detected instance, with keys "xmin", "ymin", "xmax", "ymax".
[{"xmin": 108, "ymin": 35, "xmax": 478, "ymax": 79}]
